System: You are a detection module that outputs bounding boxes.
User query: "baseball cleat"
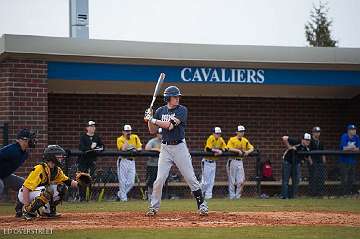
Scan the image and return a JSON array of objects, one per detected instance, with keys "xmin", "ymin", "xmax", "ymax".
[
  {"xmin": 22, "ymin": 211, "xmax": 37, "ymax": 220},
  {"xmin": 146, "ymin": 207, "xmax": 157, "ymax": 217},
  {"xmin": 199, "ymin": 201, "xmax": 208, "ymax": 216}
]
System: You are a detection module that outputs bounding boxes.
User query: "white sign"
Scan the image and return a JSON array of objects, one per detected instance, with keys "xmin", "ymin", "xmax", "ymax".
[{"xmin": 180, "ymin": 68, "xmax": 265, "ymax": 84}]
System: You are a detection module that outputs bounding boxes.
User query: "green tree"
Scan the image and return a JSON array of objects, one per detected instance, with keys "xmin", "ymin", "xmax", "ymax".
[{"xmin": 305, "ymin": 1, "xmax": 337, "ymax": 47}]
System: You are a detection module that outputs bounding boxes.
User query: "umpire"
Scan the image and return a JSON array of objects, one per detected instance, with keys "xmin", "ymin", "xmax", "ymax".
[
  {"xmin": 0, "ymin": 129, "xmax": 36, "ymax": 216},
  {"xmin": 78, "ymin": 121, "xmax": 104, "ymax": 201},
  {"xmin": 308, "ymin": 126, "xmax": 326, "ymax": 197}
]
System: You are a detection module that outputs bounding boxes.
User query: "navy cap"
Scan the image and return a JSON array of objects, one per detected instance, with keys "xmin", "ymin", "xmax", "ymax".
[
  {"xmin": 347, "ymin": 124, "xmax": 357, "ymax": 130},
  {"xmin": 16, "ymin": 129, "xmax": 34, "ymax": 140}
]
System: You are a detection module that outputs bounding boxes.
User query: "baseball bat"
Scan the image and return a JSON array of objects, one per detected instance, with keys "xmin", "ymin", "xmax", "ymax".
[{"xmin": 149, "ymin": 73, "xmax": 166, "ymax": 109}]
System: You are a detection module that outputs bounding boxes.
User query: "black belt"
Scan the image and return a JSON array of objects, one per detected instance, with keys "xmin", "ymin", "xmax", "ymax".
[
  {"xmin": 123, "ymin": 158, "xmax": 134, "ymax": 161},
  {"xmin": 162, "ymin": 140, "xmax": 183, "ymax": 145}
]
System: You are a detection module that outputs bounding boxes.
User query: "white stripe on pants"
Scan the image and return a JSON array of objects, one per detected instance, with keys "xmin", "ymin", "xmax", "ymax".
[
  {"xmin": 227, "ymin": 159, "xmax": 245, "ymax": 199},
  {"xmin": 117, "ymin": 157, "xmax": 136, "ymax": 201},
  {"xmin": 201, "ymin": 159, "xmax": 216, "ymax": 199},
  {"xmin": 150, "ymin": 142, "xmax": 201, "ymax": 210}
]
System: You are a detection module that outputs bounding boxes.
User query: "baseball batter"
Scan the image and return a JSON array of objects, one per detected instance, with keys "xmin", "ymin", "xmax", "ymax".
[
  {"xmin": 227, "ymin": 125, "xmax": 254, "ymax": 199},
  {"xmin": 201, "ymin": 127, "xmax": 227, "ymax": 199},
  {"xmin": 144, "ymin": 86, "xmax": 208, "ymax": 216}
]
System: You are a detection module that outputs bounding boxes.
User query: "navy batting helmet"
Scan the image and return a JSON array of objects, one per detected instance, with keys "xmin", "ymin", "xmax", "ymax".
[{"xmin": 164, "ymin": 86, "xmax": 181, "ymax": 102}]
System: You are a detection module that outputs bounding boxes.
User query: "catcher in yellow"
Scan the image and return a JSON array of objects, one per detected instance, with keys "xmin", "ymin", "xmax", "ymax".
[{"xmin": 17, "ymin": 145, "xmax": 91, "ymax": 220}]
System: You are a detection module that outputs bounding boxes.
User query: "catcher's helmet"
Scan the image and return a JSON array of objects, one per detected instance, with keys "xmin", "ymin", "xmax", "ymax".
[
  {"xmin": 164, "ymin": 86, "xmax": 181, "ymax": 102},
  {"xmin": 43, "ymin": 145, "xmax": 67, "ymax": 166}
]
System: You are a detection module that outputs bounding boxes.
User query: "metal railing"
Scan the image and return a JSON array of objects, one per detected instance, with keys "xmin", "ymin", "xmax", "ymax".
[{"xmin": 66, "ymin": 149, "xmax": 262, "ymax": 200}]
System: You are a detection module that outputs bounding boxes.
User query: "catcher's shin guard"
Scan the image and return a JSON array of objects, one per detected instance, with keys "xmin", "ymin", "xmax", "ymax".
[
  {"xmin": 23, "ymin": 189, "xmax": 52, "ymax": 220},
  {"xmin": 23, "ymin": 198, "xmax": 45, "ymax": 220},
  {"xmin": 50, "ymin": 201, "xmax": 61, "ymax": 217},
  {"xmin": 41, "ymin": 199, "xmax": 62, "ymax": 218},
  {"xmin": 41, "ymin": 184, "xmax": 67, "ymax": 218},
  {"xmin": 57, "ymin": 183, "xmax": 68, "ymax": 201}
]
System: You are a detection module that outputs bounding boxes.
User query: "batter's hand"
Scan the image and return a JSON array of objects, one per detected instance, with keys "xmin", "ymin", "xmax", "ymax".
[
  {"xmin": 144, "ymin": 108, "xmax": 153, "ymax": 122},
  {"xmin": 169, "ymin": 116, "xmax": 181, "ymax": 126}
]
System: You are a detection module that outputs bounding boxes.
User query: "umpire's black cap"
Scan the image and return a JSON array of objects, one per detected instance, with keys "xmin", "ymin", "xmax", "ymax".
[{"xmin": 16, "ymin": 129, "xmax": 35, "ymax": 140}]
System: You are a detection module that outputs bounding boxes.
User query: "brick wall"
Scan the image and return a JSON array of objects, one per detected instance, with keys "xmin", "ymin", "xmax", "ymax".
[
  {"xmin": 48, "ymin": 94, "xmax": 359, "ymax": 182},
  {"xmin": 0, "ymin": 59, "xmax": 48, "ymax": 176}
]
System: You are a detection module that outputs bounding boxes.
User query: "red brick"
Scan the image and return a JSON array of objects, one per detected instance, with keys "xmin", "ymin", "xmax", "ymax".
[{"xmin": 0, "ymin": 59, "xmax": 48, "ymax": 178}]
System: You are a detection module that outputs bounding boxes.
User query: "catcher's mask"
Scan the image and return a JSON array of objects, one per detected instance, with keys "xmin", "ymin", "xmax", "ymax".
[
  {"xmin": 43, "ymin": 145, "xmax": 67, "ymax": 167},
  {"xmin": 16, "ymin": 129, "xmax": 37, "ymax": 148}
]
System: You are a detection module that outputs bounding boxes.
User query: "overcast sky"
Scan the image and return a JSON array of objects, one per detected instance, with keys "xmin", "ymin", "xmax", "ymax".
[{"xmin": 0, "ymin": 0, "xmax": 359, "ymax": 47}]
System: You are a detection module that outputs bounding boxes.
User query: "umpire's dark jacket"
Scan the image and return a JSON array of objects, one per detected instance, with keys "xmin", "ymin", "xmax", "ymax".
[{"xmin": 0, "ymin": 143, "xmax": 29, "ymax": 179}]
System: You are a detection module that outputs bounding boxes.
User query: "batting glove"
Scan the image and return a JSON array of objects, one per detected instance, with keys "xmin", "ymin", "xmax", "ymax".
[{"xmin": 144, "ymin": 109, "xmax": 156, "ymax": 124}]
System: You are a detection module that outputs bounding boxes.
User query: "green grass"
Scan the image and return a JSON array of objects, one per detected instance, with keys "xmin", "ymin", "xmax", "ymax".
[
  {"xmin": 1, "ymin": 198, "xmax": 360, "ymax": 216},
  {"xmin": 2, "ymin": 226, "xmax": 360, "ymax": 239}
]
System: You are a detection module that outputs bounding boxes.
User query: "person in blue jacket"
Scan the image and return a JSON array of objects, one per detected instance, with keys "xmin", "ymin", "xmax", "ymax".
[
  {"xmin": 0, "ymin": 129, "xmax": 36, "ymax": 216},
  {"xmin": 339, "ymin": 124, "xmax": 359, "ymax": 196}
]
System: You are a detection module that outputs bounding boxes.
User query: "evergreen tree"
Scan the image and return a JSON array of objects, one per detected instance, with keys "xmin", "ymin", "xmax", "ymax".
[{"xmin": 305, "ymin": 1, "xmax": 337, "ymax": 47}]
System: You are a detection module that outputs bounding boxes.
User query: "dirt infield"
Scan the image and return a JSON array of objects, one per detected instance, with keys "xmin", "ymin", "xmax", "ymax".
[{"xmin": 1, "ymin": 211, "xmax": 360, "ymax": 230}]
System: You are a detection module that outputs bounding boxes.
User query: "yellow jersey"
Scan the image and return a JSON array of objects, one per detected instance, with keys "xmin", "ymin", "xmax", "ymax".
[
  {"xmin": 23, "ymin": 163, "xmax": 69, "ymax": 191},
  {"xmin": 227, "ymin": 136, "xmax": 254, "ymax": 160},
  {"xmin": 204, "ymin": 134, "xmax": 227, "ymax": 160},
  {"xmin": 117, "ymin": 134, "xmax": 142, "ymax": 151}
]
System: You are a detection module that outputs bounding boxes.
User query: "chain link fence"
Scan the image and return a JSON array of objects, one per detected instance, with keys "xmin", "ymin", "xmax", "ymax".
[
  {"xmin": 64, "ymin": 150, "xmax": 261, "ymax": 201},
  {"xmin": 296, "ymin": 151, "xmax": 360, "ymax": 198},
  {"xmin": 64, "ymin": 149, "xmax": 360, "ymax": 202}
]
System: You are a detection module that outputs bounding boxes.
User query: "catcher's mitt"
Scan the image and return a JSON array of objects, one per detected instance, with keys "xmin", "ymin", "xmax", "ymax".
[{"xmin": 75, "ymin": 172, "xmax": 92, "ymax": 187}]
